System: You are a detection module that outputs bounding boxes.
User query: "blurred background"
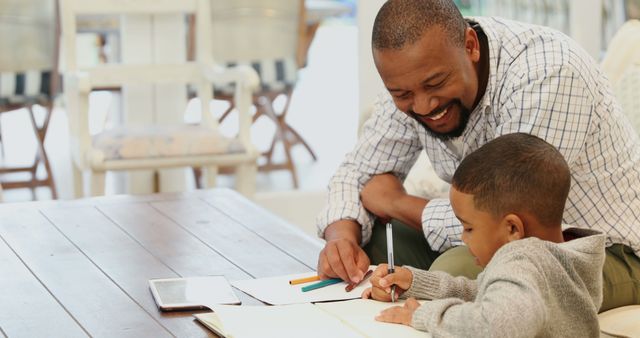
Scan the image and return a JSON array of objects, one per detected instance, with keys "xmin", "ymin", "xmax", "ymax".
[{"xmin": 1, "ymin": 0, "xmax": 638, "ymax": 237}]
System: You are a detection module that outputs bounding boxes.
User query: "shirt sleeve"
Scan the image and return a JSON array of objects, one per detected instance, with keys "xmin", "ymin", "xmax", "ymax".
[
  {"xmin": 410, "ymin": 255, "xmax": 547, "ymax": 337},
  {"xmin": 316, "ymin": 93, "xmax": 423, "ymax": 244},
  {"xmin": 421, "ymin": 62, "xmax": 596, "ymax": 253}
]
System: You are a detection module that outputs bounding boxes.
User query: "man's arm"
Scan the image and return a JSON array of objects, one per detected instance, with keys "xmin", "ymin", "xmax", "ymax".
[
  {"xmin": 316, "ymin": 93, "xmax": 423, "ymax": 280},
  {"xmin": 317, "ymin": 220, "xmax": 370, "ymax": 283},
  {"xmin": 360, "ymin": 173, "xmax": 428, "ymax": 231}
]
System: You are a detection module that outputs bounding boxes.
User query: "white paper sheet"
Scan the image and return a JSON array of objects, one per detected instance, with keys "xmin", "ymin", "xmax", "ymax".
[
  {"xmin": 195, "ymin": 299, "xmax": 432, "ymax": 338},
  {"xmin": 315, "ymin": 299, "xmax": 431, "ymax": 338},
  {"xmin": 231, "ymin": 268, "xmax": 374, "ymax": 305}
]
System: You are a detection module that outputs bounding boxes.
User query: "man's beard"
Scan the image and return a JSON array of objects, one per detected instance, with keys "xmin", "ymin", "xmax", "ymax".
[{"xmin": 409, "ymin": 99, "xmax": 472, "ymax": 141}]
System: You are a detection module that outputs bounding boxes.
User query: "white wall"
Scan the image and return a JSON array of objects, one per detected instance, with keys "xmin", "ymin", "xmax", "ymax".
[
  {"xmin": 569, "ymin": 0, "xmax": 603, "ymax": 59},
  {"xmin": 357, "ymin": 0, "xmax": 385, "ymax": 119}
]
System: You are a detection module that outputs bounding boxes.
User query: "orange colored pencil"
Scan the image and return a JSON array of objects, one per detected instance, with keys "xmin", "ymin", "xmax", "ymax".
[{"xmin": 289, "ymin": 275, "xmax": 321, "ymax": 285}]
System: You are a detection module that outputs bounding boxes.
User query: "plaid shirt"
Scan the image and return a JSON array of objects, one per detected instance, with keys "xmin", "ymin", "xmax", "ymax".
[{"xmin": 317, "ymin": 17, "xmax": 640, "ymax": 256}]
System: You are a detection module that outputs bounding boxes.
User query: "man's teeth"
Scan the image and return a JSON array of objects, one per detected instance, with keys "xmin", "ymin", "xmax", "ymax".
[{"xmin": 428, "ymin": 108, "xmax": 448, "ymax": 121}]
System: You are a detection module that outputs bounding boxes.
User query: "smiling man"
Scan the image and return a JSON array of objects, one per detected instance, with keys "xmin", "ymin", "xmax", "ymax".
[{"xmin": 316, "ymin": 0, "xmax": 640, "ymax": 312}]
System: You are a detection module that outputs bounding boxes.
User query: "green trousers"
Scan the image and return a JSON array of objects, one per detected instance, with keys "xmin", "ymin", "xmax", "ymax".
[{"xmin": 364, "ymin": 219, "xmax": 640, "ymax": 312}]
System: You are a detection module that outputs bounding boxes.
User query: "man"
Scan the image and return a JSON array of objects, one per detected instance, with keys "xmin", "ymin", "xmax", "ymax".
[{"xmin": 316, "ymin": 0, "xmax": 640, "ymax": 311}]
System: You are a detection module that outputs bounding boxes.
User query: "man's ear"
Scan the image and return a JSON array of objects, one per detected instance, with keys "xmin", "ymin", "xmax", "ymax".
[
  {"xmin": 464, "ymin": 27, "xmax": 480, "ymax": 62},
  {"xmin": 502, "ymin": 214, "xmax": 525, "ymax": 241}
]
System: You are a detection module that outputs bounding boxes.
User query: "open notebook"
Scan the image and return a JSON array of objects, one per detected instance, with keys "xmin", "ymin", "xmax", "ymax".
[{"xmin": 194, "ymin": 299, "xmax": 431, "ymax": 338}]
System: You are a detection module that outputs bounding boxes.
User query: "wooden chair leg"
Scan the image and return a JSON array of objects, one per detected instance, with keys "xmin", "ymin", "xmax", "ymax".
[
  {"xmin": 72, "ymin": 165, "xmax": 84, "ymax": 198},
  {"xmin": 204, "ymin": 165, "xmax": 219, "ymax": 189},
  {"xmin": 262, "ymin": 135, "xmax": 278, "ymax": 166},
  {"xmin": 192, "ymin": 167, "xmax": 203, "ymax": 189},
  {"xmin": 89, "ymin": 171, "xmax": 106, "ymax": 197},
  {"xmin": 218, "ymin": 102, "xmax": 235, "ymax": 123},
  {"xmin": 284, "ymin": 122, "xmax": 318, "ymax": 161},
  {"xmin": 28, "ymin": 105, "xmax": 57, "ymax": 199},
  {"xmin": 0, "ymin": 116, "xmax": 4, "ymax": 158},
  {"xmin": 256, "ymin": 95, "xmax": 300, "ymax": 188},
  {"xmin": 281, "ymin": 133, "xmax": 299, "ymax": 189},
  {"xmin": 235, "ymin": 163, "xmax": 257, "ymax": 198}
]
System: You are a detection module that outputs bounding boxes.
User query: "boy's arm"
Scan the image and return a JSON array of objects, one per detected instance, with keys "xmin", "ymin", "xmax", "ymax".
[
  {"xmin": 409, "ymin": 258, "xmax": 547, "ymax": 337},
  {"xmin": 402, "ymin": 267, "xmax": 478, "ymax": 301}
]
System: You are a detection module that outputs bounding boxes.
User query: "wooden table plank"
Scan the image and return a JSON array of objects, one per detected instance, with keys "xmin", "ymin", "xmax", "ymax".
[
  {"xmin": 0, "ymin": 189, "xmax": 324, "ymax": 336},
  {"xmin": 0, "ymin": 209, "xmax": 172, "ymax": 338},
  {"xmin": 201, "ymin": 190, "xmax": 323, "ymax": 268},
  {"xmin": 42, "ymin": 204, "xmax": 214, "ymax": 338},
  {"xmin": 96, "ymin": 201, "xmax": 261, "ymax": 306},
  {"xmin": 151, "ymin": 198, "xmax": 313, "ymax": 278},
  {"xmin": 0, "ymin": 234, "xmax": 88, "ymax": 338}
]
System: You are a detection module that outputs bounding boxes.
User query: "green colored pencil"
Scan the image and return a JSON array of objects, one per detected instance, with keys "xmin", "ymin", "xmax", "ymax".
[{"xmin": 300, "ymin": 278, "xmax": 342, "ymax": 292}]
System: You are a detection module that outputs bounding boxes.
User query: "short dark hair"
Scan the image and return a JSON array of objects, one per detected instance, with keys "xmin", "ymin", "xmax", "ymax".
[
  {"xmin": 452, "ymin": 133, "xmax": 570, "ymax": 226},
  {"xmin": 372, "ymin": 0, "xmax": 467, "ymax": 50}
]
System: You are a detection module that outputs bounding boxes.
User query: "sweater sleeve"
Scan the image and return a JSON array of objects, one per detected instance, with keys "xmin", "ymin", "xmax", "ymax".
[
  {"xmin": 402, "ymin": 267, "xmax": 478, "ymax": 301},
  {"xmin": 409, "ymin": 255, "xmax": 547, "ymax": 337}
]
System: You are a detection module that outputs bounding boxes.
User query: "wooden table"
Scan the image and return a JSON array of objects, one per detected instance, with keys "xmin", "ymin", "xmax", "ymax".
[{"xmin": 0, "ymin": 189, "xmax": 323, "ymax": 337}]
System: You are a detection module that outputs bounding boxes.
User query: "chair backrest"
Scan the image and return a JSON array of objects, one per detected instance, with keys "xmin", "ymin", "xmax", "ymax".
[
  {"xmin": 0, "ymin": 0, "xmax": 57, "ymax": 72},
  {"xmin": 613, "ymin": 62, "xmax": 640, "ymax": 135},
  {"xmin": 0, "ymin": 0, "xmax": 59, "ymax": 105},
  {"xmin": 601, "ymin": 20, "xmax": 640, "ymax": 84},
  {"xmin": 209, "ymin": 0, "xmax": 304, "ymax": 91},
  {"xmin": 61, "ymin": 0, "xmax": 212, "ymax": 86},
  {"xmin": 60, "ymin": 0, "xmax": 223, "ymax": 158}
]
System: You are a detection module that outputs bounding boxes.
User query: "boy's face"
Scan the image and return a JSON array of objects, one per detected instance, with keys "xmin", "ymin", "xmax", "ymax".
[{"xmin": 450, "ymin": 187, "xmax": 514, "ymax": 267}]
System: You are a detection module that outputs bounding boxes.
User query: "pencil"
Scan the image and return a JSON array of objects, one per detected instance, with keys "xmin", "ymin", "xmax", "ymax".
[
  {"xmin": 300, "ymin": 278, "xmax": 342, "ymax": 292},
  {"xmin": 289, "ymin": 275, "xmax": 321, "ymax": 285},
  {"xmin": 345, "ymin": 269, "xmax": 373, "ymax": 292}
]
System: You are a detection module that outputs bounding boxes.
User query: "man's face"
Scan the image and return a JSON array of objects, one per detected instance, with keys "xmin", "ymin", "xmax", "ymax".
[
  {"xmin": 450, "ymin": 187, "xmax": 510, "ymax": 267},
  {"xmin": 373, "ymin": 26, "xmax": 480, "ymax": 140}
]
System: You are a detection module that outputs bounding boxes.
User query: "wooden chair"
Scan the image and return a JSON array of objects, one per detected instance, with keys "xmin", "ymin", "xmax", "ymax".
[
  {"xmin": 193, "ymin": 0, "xmax": 317, "ymax": 189},
  {"xmin": 601, "ymin": 20, "xmax": 640, "ymax": 135},
  {"xmin": 61, "ymin": 0, "xmax": 260, "ymax": 197},
  {"xmin": 0, "ymin": 0, "xmax": 60, "ymax": 199}
]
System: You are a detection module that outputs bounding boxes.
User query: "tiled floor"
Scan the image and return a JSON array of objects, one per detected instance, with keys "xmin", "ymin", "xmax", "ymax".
[{"xmin": 0, "ymin": 20, "xmax": 358, "ymax": 237}]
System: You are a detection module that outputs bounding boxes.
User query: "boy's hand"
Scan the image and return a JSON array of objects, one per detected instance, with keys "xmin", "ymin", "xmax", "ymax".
[
  {"xmin": 375, "ymin": 297, "xmax": 421, "ymax": 326},
  {"xmin": 361, "ymin": 264, "xmax": 412, "ymax": 301}
]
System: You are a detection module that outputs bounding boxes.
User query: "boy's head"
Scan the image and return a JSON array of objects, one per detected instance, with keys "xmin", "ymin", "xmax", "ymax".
[{"xmin": 450, "ymin": 133, "xmax": 570, "ymax": 266}]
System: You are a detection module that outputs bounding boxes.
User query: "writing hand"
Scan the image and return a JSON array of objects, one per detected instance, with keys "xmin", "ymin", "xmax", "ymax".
[
  {"xmin": 375, "ymin": 297, "xmax": 421, "ymax": 326},
  {"xmin": 365, "ymin": 265, "xmax": 412, "ymax": 302}
]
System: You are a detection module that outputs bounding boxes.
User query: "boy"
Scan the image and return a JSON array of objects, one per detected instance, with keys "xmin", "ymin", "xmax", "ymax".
[{"xmin": 363, "ymin": 133, "xmax": 605, "ymax": 337}]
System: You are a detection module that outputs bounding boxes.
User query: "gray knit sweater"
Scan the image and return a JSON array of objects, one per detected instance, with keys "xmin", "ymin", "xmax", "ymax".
[{"xmin": 403, "ymin": 228, "xmax": 605, "ymax": 337}]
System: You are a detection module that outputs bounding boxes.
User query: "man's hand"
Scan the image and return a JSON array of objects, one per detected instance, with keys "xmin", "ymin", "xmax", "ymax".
[
  {"xmin": 360, "ymin": 173, "xmax": 406, "ymax": 220},
  {"xmin": 361, "ymin": 173, "xmax": 428, "ymax": 230},
  {"xmin": 375, "ymin": 297, "xmax": 421, "ymax": 326},
  {"xmin": 317, "ymin": 220, "xmax": 370, "ymax": 283}
]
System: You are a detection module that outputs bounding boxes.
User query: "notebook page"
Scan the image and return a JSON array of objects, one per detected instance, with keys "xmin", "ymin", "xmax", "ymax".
[
  {"xmin": 315, "ymin": 299, "xmax": 431, "ymax": 338},
  {"xmin": 197, "ymin": 303, "xmax": 362, "ymax": 338}
]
